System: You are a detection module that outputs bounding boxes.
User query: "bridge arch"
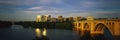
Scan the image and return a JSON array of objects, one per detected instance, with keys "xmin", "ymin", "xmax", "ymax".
[
  {"xmin": 94, "ymin": 23, "xmax": 113, "ymax": 35},
  {"xmin": 94, "ymin": 23, "xmax": 114, "ymax": 40},
  {"xmin": 94, "ymin": 23, "xmax": 105, "ymax": 31},
  {"xmin": 84, "ymin": 23, "xmax": 90, "ymax": 29}
]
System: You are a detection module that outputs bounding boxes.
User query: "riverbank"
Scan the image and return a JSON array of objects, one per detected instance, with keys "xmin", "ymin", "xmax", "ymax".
[{"xmin": 15, "ymin": 22, "xmax": 73, "ymax": 30}]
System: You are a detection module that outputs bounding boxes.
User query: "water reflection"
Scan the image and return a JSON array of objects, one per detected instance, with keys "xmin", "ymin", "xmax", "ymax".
[
  {"xmin": 35, "ymin": 28, "xmax": 41, "ymax": 37},
  {"xmin": 75, "ymin": 30, "xmax": 92, "ymax": 40},
  {"xmin": 42, "ymin": 28, "xmax": 47, "ymax": 36},
  {"xmin": 0, "ymin": 26, "xmax": 80, "ymax": 40},
  {"xmin": 33, "ymin": 28, "xmax": 49, "ymax": 40},
  {"xmin": 11, "ymin": 25, "xmax": 23, "ymax": 29},
  {"xmin": 74, "ymin": 30, "xmax": 113, "ymax": 40}
]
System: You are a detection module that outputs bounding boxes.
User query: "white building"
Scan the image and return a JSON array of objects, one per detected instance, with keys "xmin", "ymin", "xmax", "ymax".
[
  {"xmin": 36, "ymin": 15, "xmax": 44, "ymax": 22},
  {"xmin": 44, "ymin": 15, "xmax": 51, "ymax": 22},
  {"xmin": 36, "ymin": 15, "xmax": 51, "ymax": 22}
]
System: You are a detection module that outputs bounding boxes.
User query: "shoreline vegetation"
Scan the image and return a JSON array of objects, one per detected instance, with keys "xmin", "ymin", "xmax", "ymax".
[
  {"xmin": 0, "ymin": 20, "xmax": 73, "ymax": 30},
  {"xmin": 15, "ymin": 21, "xmax": 74, "ymax": 30},
  {"xmin": 0, "ymin": 21, "xmax": 12, "ymax": 28}
]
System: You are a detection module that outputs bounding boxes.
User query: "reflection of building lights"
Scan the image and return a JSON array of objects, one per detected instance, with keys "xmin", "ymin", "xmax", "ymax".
[
  {"xmin": 42, "ymin": 28, "xmax": 47, "ymax": 36},
  {"xmin": 35, "ymin": 28, "xmax": 41, "ymax": 37},
  {"xmin": 34, "ymin": 28, "xmax": 49, "ymax": 40}
]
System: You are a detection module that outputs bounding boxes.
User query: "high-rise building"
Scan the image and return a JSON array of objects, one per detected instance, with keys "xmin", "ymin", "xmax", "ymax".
[
  {"xmin": 68, "ymin": 17, "xmax": 73, "ymax": 22},
  {"xmin": 44, "ymin": 15, "xmax": 51, "ymax": 22},
  {"xmin": 63, "ymin": 18, "xmax": 67, "ymax": 22},
  {"xmin": 36, "ymin": 15, "xmax": 44, "ymax": 22},
  {"xmin": 51, "ymin": 18, "xmax": 57, "ymax": 22},
  {"xmin": 36, "ymin": 15, "xmax": 40, "ymax": 22},
  {"xmin": 58, "ymin": 16, "xmax": 63, "ymax": 22}
]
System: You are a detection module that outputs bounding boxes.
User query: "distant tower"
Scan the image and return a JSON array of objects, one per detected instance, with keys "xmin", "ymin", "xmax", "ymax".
[{"xmin": 36, "ymin": 15, "xmax": 44, "ymax": 22}]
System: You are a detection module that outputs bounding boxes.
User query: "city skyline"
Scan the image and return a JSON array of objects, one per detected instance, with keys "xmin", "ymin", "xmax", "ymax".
[{"xmin": 0, "ymin": 0, "xmax": 120, "ymax": 21}]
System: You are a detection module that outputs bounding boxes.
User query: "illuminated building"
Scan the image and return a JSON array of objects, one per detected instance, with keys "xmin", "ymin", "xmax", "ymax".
[
  {"xmin": 74, "ymin": 16, "xmax": 81, "ymax": 21},
  {"xmin": 36, "ymin": 15, "xmax": 44, "ymax": 22},
  {"xmin": 44, "ymin": 15, "xmax": 51, "ymax": 22},
  {"xmin": 63, "ymin": 18, "xmax": 69, "ymax": 22},
  {"xmin": 51, "ymin": 18, "xmax": 57, "ymax": 22},
  {"xmin": 87, "ymin": 16, "xmax": 94, "ymax": 20},
  {"xmin": 58, "ymin": 16, "xmax": 63, "ymax": 22},
  {"xmin": 68, "ymin": 17, "xmax": 73, "ymax": 22},
  {"xmin": 36, "ymin": 15, "xmax": 51, "ymax": 22},
  {"xmin": 63, "ymin": 18, "xmax": 67, "ymax": 22}
]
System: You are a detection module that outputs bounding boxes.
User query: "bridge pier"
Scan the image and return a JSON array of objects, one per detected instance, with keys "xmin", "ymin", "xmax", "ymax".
[{"xmin": 113, "ymin": 22, "xmax": 120, "ymax": 36}]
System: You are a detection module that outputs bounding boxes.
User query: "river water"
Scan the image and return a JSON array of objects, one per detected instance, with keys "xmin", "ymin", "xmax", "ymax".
[
  {"xmin": 0, "ymin": 25, "xmax": 79, "ymax": 40},
  {"xmin": 0, "ymin": 25, "xmax": 118, "ymax": 40}
]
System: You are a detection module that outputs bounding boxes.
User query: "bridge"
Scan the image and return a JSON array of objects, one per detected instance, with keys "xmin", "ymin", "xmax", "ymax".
[{"xmin": 73, "ymin": 16, "xmax": 120, "ymax": 36}]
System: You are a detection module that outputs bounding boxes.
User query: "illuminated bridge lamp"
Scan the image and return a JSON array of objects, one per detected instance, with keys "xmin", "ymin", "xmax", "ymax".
[
  {"xmin": 35, "ymin": 28, "xmax": 41, "ymax": 37},
  {"xmin": 42, "ymin": 28, "xmax": 47, "ymax": 36}
]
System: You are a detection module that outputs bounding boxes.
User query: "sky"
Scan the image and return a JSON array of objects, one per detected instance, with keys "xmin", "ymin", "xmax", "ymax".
[{"xmin": 0, "ymin": 0, "xmax": 120, "ymax": 21}]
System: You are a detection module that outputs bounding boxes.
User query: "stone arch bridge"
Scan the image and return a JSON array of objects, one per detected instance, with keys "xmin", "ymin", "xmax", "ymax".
[{"xmin": 73, "ymin": 19, "xmax": 120, "ymax": 36}]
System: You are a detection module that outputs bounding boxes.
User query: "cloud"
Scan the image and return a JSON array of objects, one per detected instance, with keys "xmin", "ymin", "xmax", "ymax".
[
  {"xmin": 26, "ymin": 6, "xmax": 75, "ymax": 12},
  {"xmin": 21, "ymin": 10, "xmax": 60, "ymax": 17},
  {"xmin": 20, "ymin": 9, "xmax": 92, "ymax": 17},
  {"xmin": 73, "ymin": 0, "xmax": 120, "ymax": 9},
  {"xmin": 23, "ymin": 10, "xmax": 61, "ymax": 14},
  {"xmin": 27, "ymin": 6, "xmax": 55, "ymax": 10},
  {"xmin": 0, "ymin": 0, "xmax": 63, "ymax": 6},
  {"xmin": 20, "ymin": 6, "xmax": 120, "ymax": 18},
  {"xmin": 0, "ymin": 0, "xmax": 35, "ymax": 5},
  {"xmin": 39, "ymin": 0, "xmax": 63, "ymax": 4},
  {"xmin": 90, "ymin": 11, "xmax": 120, "ymax": 18},
  {"xmin": 0, "ymin": 0, "xmax": 120, "ymax": 21},
  {"xmin": 95, "ymin": 11, "xmax": 120, "ymax": 14},
  {"xmin": 28, "ymin": 6, "xmax": 43, "ymax": 10}
]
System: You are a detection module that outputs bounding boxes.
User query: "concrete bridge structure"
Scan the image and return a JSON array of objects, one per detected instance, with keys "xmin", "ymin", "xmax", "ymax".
[{"xmin": 73, "ymin": 16, "xmax": 120, "ymax": 36}]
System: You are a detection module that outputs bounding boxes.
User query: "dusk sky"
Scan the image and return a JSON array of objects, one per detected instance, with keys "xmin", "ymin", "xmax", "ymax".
[{"xmin": 0, "ymin": 0, "xmax": 120, "ymax": 21}]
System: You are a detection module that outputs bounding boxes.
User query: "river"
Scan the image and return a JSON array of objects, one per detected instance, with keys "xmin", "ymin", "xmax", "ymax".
[
  {"xmin": 0, "ymin": 25, "xmax": 79, "ymax": 40},
  {"xmin": 0, "ymin": 25, "xmax": 119, "ymax": 40}
]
